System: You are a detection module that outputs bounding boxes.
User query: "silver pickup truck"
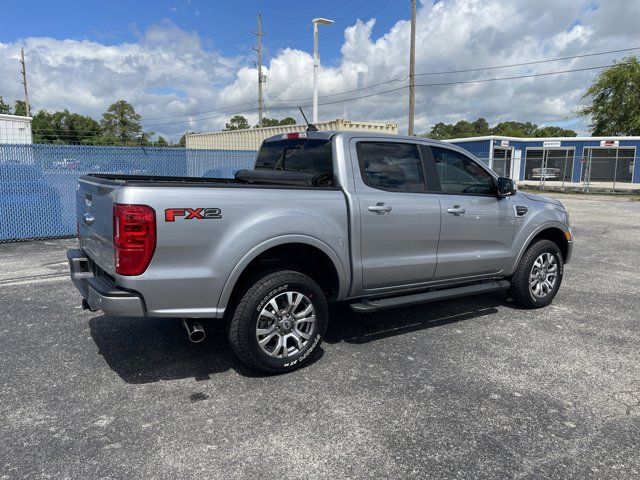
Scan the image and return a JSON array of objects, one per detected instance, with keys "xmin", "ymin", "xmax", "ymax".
[{"xmin": 68, "ymin": 131, "xmax": 572, "ymax": 373}]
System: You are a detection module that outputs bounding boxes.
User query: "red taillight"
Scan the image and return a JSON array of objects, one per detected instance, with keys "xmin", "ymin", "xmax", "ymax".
[{"xmin": 113, "ymin": 203, "xmax": 156, "ymax": 276}]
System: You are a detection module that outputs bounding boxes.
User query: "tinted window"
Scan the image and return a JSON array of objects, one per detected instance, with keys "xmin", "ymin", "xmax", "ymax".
[
  {"xmin": 431, "ymin": 147, "xmax": 493, "ymax": 195},
  {"xmin": 255, "ymin": 139, "xmax": 332, "ymax": 174},
  {"xmin": 357, "ymin": 142, "xmax": 425, "ymax": 192}
]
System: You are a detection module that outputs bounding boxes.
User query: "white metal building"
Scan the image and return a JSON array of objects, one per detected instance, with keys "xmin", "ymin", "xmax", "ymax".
[
  {"xmin": 0, "ymin": 114, "xmax": 33, "ymax": 144},
  {"xmin": 186, "ymin": 118, "xmax": 398, "ymax": 151}
]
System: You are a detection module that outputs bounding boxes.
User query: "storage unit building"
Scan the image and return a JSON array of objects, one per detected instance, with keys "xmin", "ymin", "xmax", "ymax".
[
  {"xmin": 0, "ymin": 114, "xmax": 33, "ymax": 144},
  {"xmin": 445, "ymin": 135, "xmax": 640, "ymax": 185}
]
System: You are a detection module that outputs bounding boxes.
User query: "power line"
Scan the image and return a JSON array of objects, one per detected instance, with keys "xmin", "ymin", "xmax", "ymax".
[
  {"xmin": 270, "ymin": 63, "xmax": 630, "ymax": 109},
  {"xmin": 31, "ymin": 58, "xmax": 635, "ymax": 134},
  {"xmin": 139, "ymin": 61, "xmax": 627, "ymax": 127},
  {"xmin": 266, "ymin": 46, "xmax": 640, "ymax": 103},
  {"xmin": 414, "ymin": 46, "xmax": 640, "ymax": 77},
  {"xmin": 140, "ymin": 46, "xmax": 639, "ymax": 123},
  {"xmin": 141, "ymin": 101, "xmax": 258, "ymax": 121}
]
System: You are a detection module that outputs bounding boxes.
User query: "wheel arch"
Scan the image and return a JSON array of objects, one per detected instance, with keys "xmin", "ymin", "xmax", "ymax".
[
  {"xmin": 511, "ymin": 224, "xmax": 569, "ymax": 275},
  {"xmin": 217, "ymin": 235, "xmax": 348, "ymax": 316}
]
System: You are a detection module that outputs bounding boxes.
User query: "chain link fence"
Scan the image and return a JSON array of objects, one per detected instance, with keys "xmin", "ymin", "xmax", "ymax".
[
  {"xmin": 0, "ymin": 143, "xmax": 256, "ymax": 242},
  {"xmin": 476, "ymin": 149, "xmax": 638, "ymax": 194},
  {"xmin": 2, "ymin": 141, "xmax": 639, "ymax": 242}
]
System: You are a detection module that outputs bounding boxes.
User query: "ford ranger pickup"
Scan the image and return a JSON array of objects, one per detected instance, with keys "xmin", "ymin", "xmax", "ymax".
[{"xmin": 68, "ymin": 131, "xmax": 573, "ymax": 373}]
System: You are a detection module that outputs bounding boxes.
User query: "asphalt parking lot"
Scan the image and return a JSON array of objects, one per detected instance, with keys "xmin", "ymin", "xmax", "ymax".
[{"xmin": 1, "ymin": 193, "xmax": 639, "ymax": 479}]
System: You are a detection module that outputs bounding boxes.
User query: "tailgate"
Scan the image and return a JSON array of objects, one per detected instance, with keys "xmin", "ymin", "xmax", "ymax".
[{"xmin": 76, "ymin": 176, "xmax": 119, "ymax": 274}]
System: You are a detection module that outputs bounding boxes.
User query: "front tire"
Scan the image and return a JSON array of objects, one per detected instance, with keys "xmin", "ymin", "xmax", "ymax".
[
  {"xmin": 510, "ymin": 239, "xmax": 564, "ymax": 309},
  {"xmin": 228, "ymin": 270, "xmax": 328, "ymax": 374}
]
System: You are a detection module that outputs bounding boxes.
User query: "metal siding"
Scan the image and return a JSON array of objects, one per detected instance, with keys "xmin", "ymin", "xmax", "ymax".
[
  {"xmin": 446, "ymin": 140, "xmax": 492, "ymax": 165},
  {"xmin": 0, "ymin": 114, "xmax": 33, "ymax": 144},
  {"xmin": 187, "ymin": 119, "xmax": 398, "ymax": 151}
]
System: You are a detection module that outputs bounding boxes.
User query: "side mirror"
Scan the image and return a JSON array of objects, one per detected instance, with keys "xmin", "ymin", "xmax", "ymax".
[{"xmin": 496, "ymin": 177, "xmax": 517, "ymax": 197}]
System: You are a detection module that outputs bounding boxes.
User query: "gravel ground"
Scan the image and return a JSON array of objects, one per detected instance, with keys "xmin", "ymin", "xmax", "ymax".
[{"xmin": 0, "ymin": 194, "xmax": 638, "ymax": 479}]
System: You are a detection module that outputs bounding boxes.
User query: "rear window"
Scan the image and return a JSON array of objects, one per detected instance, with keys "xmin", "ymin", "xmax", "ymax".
[{"xmin": 254, "ymin": 138, "xmax": 333, "ymax": 174}]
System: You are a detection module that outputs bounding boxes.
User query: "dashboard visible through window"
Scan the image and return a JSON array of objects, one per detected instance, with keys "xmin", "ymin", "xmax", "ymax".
[{"xmin": 431, "ymin": 147, "xmax": 494, "ymax": 195}]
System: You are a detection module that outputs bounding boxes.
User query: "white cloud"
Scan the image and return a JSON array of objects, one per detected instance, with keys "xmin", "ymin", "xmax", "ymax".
[{"xmin": 0, "ymin": 0, "xmax": 638, "ymax": 140}]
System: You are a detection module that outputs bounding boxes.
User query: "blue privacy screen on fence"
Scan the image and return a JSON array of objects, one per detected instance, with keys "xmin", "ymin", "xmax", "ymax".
[{"xmin": 0, "ymin": 144, "xmax": 256, "ymax": 242}]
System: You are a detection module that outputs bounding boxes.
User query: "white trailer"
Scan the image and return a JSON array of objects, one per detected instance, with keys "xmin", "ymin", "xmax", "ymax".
[{"xmin": 0, "ymin": 114, "xmax": 33, "ymax": 144}]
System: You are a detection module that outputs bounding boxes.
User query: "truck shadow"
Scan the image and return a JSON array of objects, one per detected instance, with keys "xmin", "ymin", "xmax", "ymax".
[
  {"xmin": 89, "ymin": 292, "xmax": 509, "ymax": 383},
  {"xmin": 88, "ymin": 316, "xmax": 252, "ymax": 383},
  {"xmin": 325, "ymin": 292, "xmax": 508, "ymax": 345}
]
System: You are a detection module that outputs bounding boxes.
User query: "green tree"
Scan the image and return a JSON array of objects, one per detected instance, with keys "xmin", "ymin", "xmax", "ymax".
[
  {"xmin": 14, "ymin": 100, "xmax": 28, "ymax": 116},
  {"xmin": 578, "ymin": 56, "xmax": 640, "ymax": 135},
  {"xmin": 472, "ymin": 117, "xmax": 491, "ymax": 136},
  {"xmin": 426, "ymin": 117, "xmax": 576, "ymax": 140},
  {"xmin": 101, "ymin": 100, "xmax": 143, "ymax": 144},
  {"xmin": 224, "ymin": 115, "xmax": 250, "ymax": 131},
  {"xmin": 154, "ymin": 136, "xmax": 169, "ymax": 147},
  {"xmin": 428, "ymin": 122, "xmax": 456, "ymax": 140},
  {"xmin": 491, "ymin": 121, "xmax": 538, "ymax": 137},
  {"xmin": 0, "ymin": 96, "xmax": 11, "ymax": 114},
  {"xmin": 178, "ymin": 132, "xmax": 195, "ymax": 147},
  {"xmin": 255, "ymin": 116, "xmax": 297, "ymax": 128},
  {"xmin": 32, "ymin": 109, "xmax": 103, "ymax": 144},
  {"xmin": 535, "ymin": 126, "xmax": 577, "ymax": 137}
]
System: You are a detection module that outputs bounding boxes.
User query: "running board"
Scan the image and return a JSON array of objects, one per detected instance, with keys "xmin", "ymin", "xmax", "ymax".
[{"xmin": 349, "ymin": 280, "xmax": 511, "ymax": 313}]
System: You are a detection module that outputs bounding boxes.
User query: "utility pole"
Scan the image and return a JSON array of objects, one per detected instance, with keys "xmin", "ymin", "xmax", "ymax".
[
  {"xmin": 20, "ymin": 47, "xmax": 31, "ymax": 117},
  {"xmin": 253, "ymin": 13, "xmax": 265, "ymax": 128},
  {"xmin": 408, "ymin": 0, "xmax": 416, "ymax": 136}
]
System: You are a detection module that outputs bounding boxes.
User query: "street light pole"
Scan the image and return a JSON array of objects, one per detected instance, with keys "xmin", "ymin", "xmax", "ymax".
[
  {"xmin": 312, "ymin": 18, "xmax": 334, "ymax": 124},
  {"xmin": 408, "ymin": 0, "xmax": 416, "ymax": 136}
]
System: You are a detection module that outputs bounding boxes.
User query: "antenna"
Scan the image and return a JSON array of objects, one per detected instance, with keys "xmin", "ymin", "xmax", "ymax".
[{"xmin": 298, "ymin": 106, "xmax": 318, "ymax": 131}]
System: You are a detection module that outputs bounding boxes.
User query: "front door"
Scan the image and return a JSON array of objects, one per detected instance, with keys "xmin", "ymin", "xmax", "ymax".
[
  {"xmin": 428, "ymin": 146, "xmax": 515, "ymax": 279},
  {"xmin": 354, "ymin": 140, "xmax": 441, "ymax": 290}
]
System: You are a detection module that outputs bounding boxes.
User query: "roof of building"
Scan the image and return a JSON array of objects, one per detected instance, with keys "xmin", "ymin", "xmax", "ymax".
[{"xmin": 0, "ymin": 113, "xmax": 32, "ymax": 122}]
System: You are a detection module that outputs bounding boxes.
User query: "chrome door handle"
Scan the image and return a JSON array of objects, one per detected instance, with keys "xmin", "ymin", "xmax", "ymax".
[
  {"xmin": 84, "ymin": 213, "xmax": 95, "ymax": 225},
  {"xmin": 368, "ymin": 203, "xmax": 392, "ymax": 214},
  {"xmin": 446, "ymin": 205, "xmax": 466, "ymax": 216}
]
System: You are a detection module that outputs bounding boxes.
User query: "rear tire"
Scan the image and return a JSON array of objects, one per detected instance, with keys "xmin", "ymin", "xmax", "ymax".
[
  {"xmin": 510, "ymin": 239, "xmax": 564, "ymax": 309},
  {"xmin": 227, "ymin": 270, "xmax": 328, "ymax": 374}
]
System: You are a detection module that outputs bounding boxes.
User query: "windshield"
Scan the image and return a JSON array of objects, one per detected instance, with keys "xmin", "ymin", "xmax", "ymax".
[{"xmin": 254, "ymin": 139, "xmax": 333, "ymax": 174}]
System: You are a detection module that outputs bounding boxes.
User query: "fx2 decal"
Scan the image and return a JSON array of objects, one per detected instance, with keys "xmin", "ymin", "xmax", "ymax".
[{"xmin": 165, "ymin": 208, "xmax": 222, "ymax": 222}]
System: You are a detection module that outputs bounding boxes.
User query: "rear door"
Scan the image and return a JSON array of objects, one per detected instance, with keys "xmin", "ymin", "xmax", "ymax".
[
  {"xmin": 425, "ymin": 146, "xmax": 515, "ymax": 279},
  {"xmin": 353, "ymin": 140, "xmax": 441, "ymax": 290}
]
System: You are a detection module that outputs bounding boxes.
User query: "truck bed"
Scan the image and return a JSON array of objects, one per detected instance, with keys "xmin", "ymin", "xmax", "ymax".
[
  {"xmin": 76, "ymin": 172, "xmax": 349, "ymax": 317},
  {"xmin": 85, "ymin": 171, "xmax": 336, "ymax": 189}
]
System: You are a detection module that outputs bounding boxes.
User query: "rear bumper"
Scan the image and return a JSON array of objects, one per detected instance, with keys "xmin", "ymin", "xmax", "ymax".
[{"xmin": 67, "ymin": 249, "xmax": 145, "ymax": 317}]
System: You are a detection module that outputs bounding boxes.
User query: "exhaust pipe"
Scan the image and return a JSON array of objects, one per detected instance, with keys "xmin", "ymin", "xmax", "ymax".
[{"xmin": 183, "ymin": 319, "xmax": 206, "ymax": 343}]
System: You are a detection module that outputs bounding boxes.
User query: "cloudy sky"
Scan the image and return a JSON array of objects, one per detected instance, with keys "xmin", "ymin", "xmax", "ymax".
[{"xmin": 1, "ymin": 0, "xmax": 638, "ymax": 140}]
